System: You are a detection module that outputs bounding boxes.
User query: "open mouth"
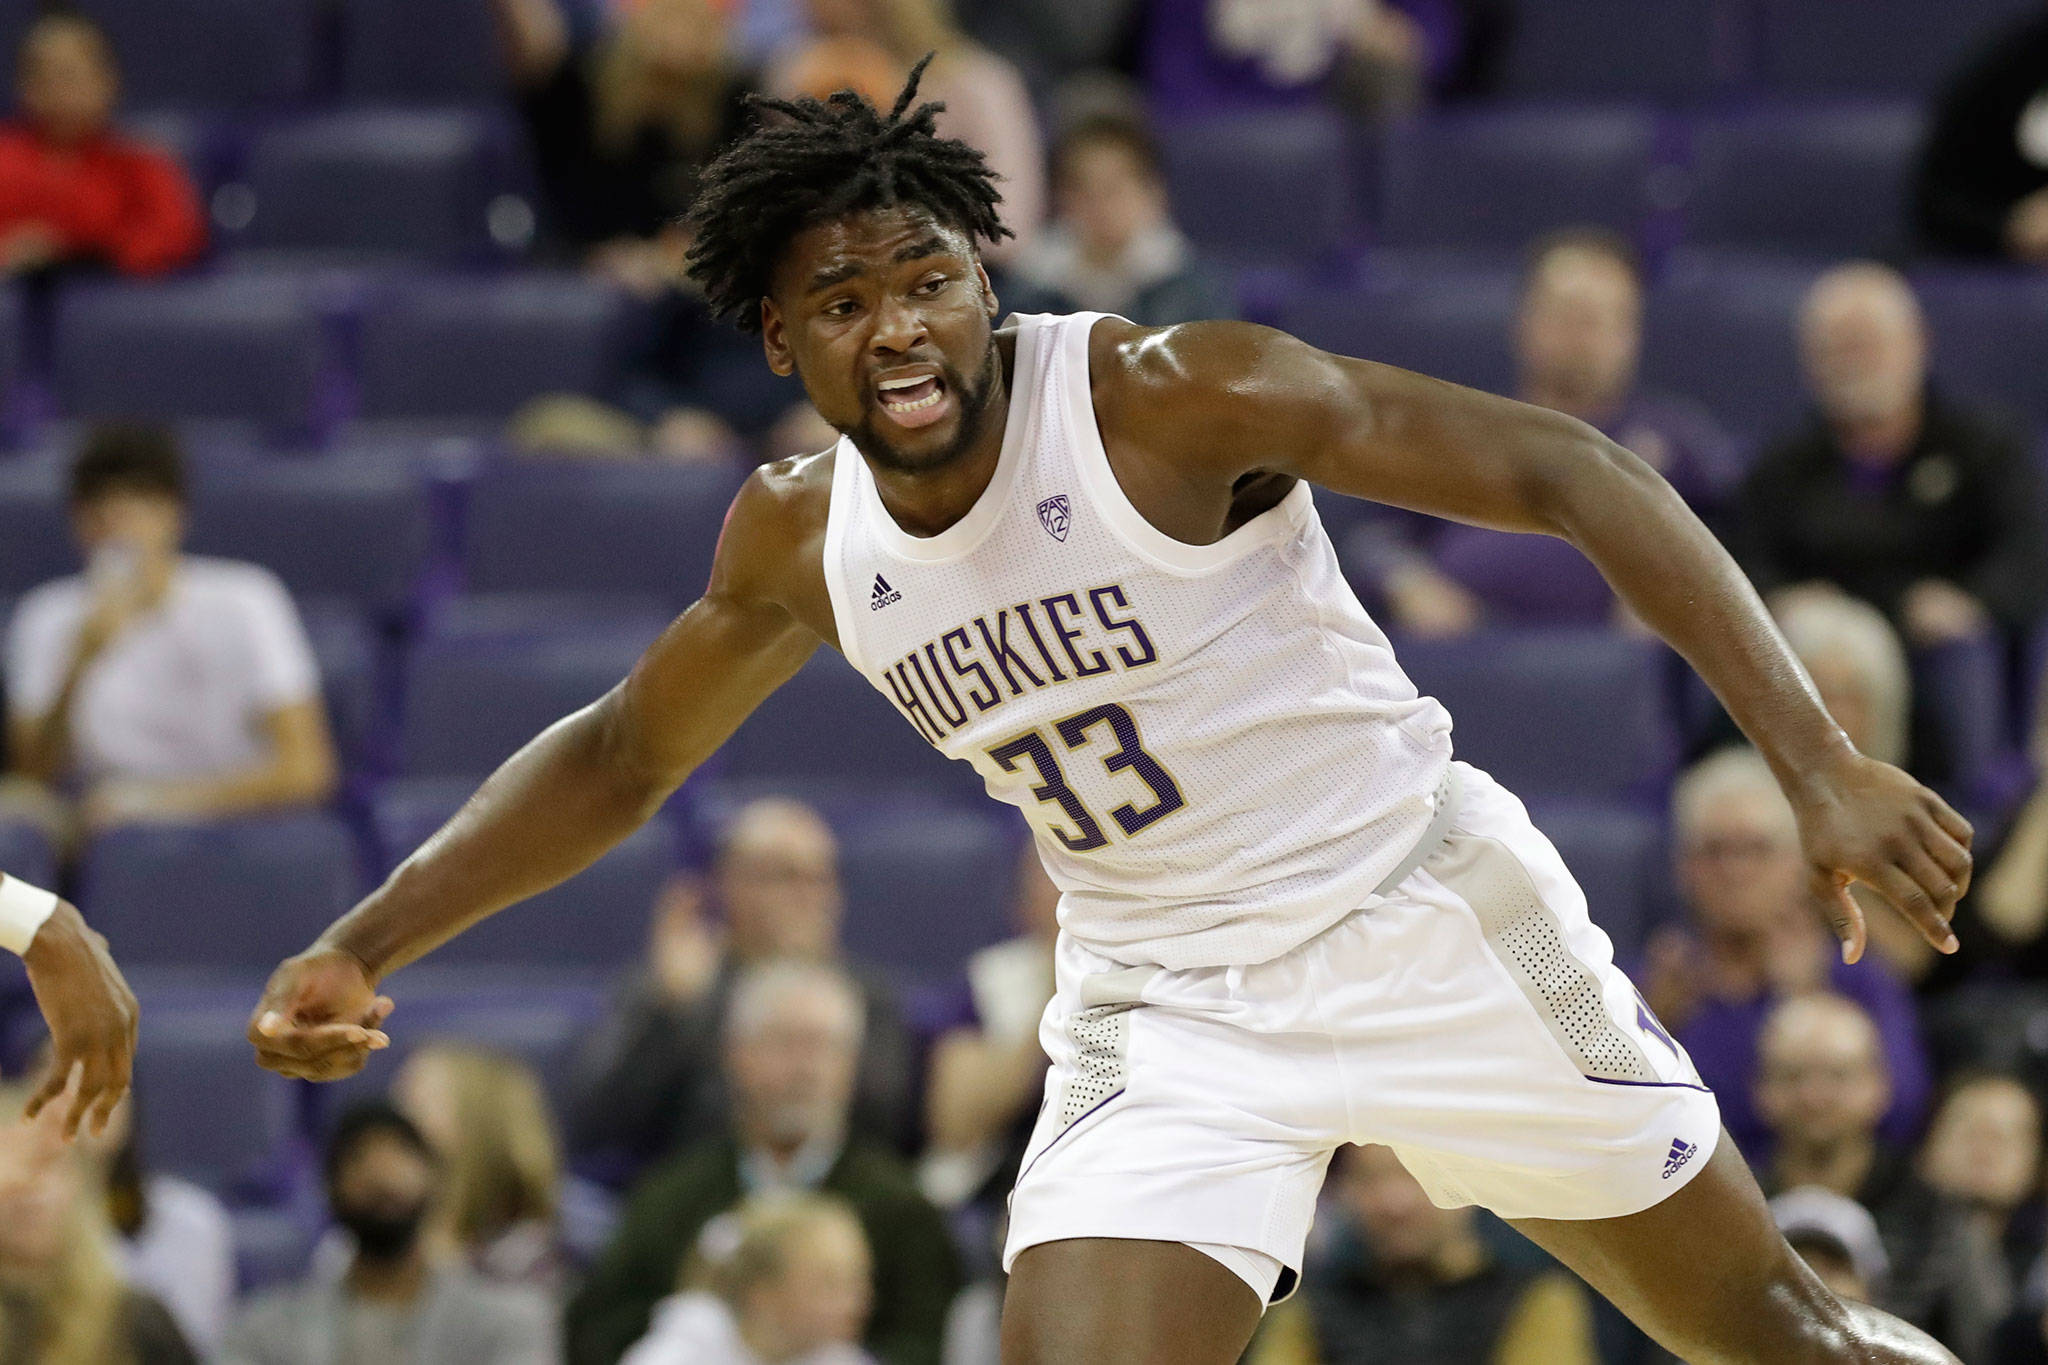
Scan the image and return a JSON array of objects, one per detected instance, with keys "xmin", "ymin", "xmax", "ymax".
[{"xmin": 876, "ymin": 372, "xmax": 952, "ymax": 428}]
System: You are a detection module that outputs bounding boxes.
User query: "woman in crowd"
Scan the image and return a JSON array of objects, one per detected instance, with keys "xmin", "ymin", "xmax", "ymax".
[
  {"xmin": 0, "ymin": 1082, "xmax": 195, "ymax": 1364},
  {"xmin": 621, "ymin": 1192, "xmax": 877, "ymax": 1365},
  {"xmin": 392, "ymin": 1040, "xmax": 570, "ymax": 1292}
]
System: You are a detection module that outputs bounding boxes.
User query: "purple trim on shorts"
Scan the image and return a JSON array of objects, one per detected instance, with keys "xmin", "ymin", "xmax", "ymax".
[
  {"xmin": 1583, "ymin": 1074, "xmax": 1715, "ymax": 1095},
  {"xmin": 1016, "ymin": 1088, "xmax": 1127, "ymax": 1184}
]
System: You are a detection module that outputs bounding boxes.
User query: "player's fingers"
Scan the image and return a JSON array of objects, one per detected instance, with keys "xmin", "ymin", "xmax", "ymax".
[
  {"xmin": 1923, "ymin": 790, "xmax": 1974, "ymax": 848},
  {"xmin": 21, "ymin": 1057, "xmax": 77, "ymax": 1125},
  {"xmin": 1862, "ymin": 861, "xmax": 1959, "ymax": 954},
  {"xmin": 1915, "ymin": 815, "xmax": 1974, "ymax": 898},
  {"xmin": 261, "ymin": 1020, "xmax": 383, "ymax": 1055},
  {"xmin": 1812, "ymin": 870, "xmax": 1867, "ymax": 964},
  {"xmin": 366, "ymin": 996, "xmax": 396, "ymax": 1030}
]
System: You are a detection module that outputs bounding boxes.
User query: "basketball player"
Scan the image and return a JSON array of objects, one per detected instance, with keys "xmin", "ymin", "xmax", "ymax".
[
  {"xmin": 250, "ymin": 67, "xmax": 1973, "ymax": 1363},
  {"xmin": 0, "ymin": 870, "xmax": 137, "ymax": 1138}
]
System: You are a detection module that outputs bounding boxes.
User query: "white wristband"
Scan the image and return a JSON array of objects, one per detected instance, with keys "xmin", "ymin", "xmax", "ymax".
[{"xmin": 0, "ymin": 874, "xmax": 60, "ymax": 956}]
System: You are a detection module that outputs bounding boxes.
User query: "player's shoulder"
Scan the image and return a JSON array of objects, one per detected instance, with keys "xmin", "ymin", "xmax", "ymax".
[
  {"xmin": 1087, "ymin": 315, "xmax": 1332, "ymax": 454},
  {"xmin": 709, "ymin": 443, "xmax": 836, "ymax": 601}
]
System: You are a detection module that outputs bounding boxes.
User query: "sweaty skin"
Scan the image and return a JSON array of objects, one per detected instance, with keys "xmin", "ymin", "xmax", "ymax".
[{"xmin": 249, "ymin": 206, "xmax": 1967, "ymax": 1364}]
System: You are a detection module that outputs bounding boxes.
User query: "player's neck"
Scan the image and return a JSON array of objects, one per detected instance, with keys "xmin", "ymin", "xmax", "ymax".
[{"xmin": 863, "ymin": 333, "xmax": 1015, "ymax": 538}]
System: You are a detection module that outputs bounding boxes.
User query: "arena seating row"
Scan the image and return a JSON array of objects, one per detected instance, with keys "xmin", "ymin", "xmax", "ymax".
[
  {"xmin": 4, "ymin": 258, "xmax": 2046, "ymax": 449},
  {"xmin": 3, "ymin": 0, "xmax": 2034, "ymax": 112},
  {"xmin": 36, "ymin": 99, "xmax": 1958, "ymax": 276}
]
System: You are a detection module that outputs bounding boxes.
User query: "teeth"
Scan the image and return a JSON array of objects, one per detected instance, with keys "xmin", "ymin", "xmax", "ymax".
[
  {"xmin": 883, "ymin": 388, "xmax": 944, "ymax": 413},
  {"xmin": 879, "ymin": 375, "xmax": 932, "ymax": 391}
]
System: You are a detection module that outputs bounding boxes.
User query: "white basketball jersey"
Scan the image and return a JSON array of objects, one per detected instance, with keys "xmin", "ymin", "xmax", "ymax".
[{"xmin": 821, "ymin": 312, "xmax": 1453, "ymax": 971}]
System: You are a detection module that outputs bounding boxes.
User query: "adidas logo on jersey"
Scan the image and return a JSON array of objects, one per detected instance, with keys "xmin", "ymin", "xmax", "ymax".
[
  {"xmin": 1662, "ymin": 1138, "xmax": 1697, "ymax": 1179},
  {"xmin": 870, "ymin": 574, "xmax": 902, "ymax": 610}
]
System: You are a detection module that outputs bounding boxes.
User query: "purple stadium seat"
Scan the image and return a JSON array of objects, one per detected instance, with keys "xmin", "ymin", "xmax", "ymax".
[
  {"xmin": 1395, "ymin": 628, "xmax": 1676, "ymax": 801},
  {"xmin": 0, "ymin": 457, "xmax": 71, "ymax": 596},
  {"xmin": 1639, "ymin": 254, "xmax": 1822, "ymax": 445},
  {"xmin": 1755, "ymin": 0, "xmax": 2038, "ymax": 97},
  {"xmin": 1499, "ymin": 0, "xmax": 1735, "ymax": 101},
  {"xmin": 235, "ymin": 112, "xmax": 503, "ymax": 261},
  {"xmin": 129, "ymin": 993, "xmax": 299, "ymax": 1192},
  {"xmin": 369, "ymin": 778, "xmax": 675, "ymax": 967},
  {"xmin": 1155, "ymin": 110, "xmax": 1359, "ymax": 268},
  {"xmin": 1914, "ymin": 268, "xmax": 2048, "ymax": 432},
  {"xmin": 1377, "ymin": 107, "xmax": 1658, "ymax": 250},
  {"xmin": 1914, "ymin": 634, "xmax": 2015, "ymax": 799},
  {"xmin": 79, "ymin": 813, "xmax": 364, "ymax": 969},
  {"xmin": 296, "ymin": 597, "xmax": 379, "ymax": 776},
  {"xmin": 1684, "ymin": 103, "xmax": 1925, "ymax": 259},
  {"xmin": 52, "ymin": 276, "xmax": 325, "ymax": 430},
  {"xmin": 339, "ymin": 0, "xmax": 509, "ymax": 103},
  {"xmin": 422, "ymin": 592, "xmax": 677, "ymax": 647},
  {"xmin": 718, "ymin": 650, "xmax": 989, "ymax": 805},
  {"xmin": 1521, "ymin": 799, "xmax": 1669, "ymax": 961},
  {"xmin": 1432, "ymin": 525, "xmax": 1614, "ymax": 626},
  {"xmin": 463, "ymin": 461, "xmax": 745, "ymax": 606},
  {"xmin": 69, "ymin": 0, "xmax": 321, "ymax": 108},
  {"xmin": 834, "ymin": 799, "xmax": 1024, "ymax": 982},
  {"xmin": 0, "ymin": 816, "xmax": 57, "ymax": 893},
  {"xmin": 0, "ymin": 284, "xmax": 22, "ymax": 433},
  {"xmin": 399, "ymin": 626, "xmax": 659, "ymax": 778},
  {"xmin": 183, "ymin": 459, "xmax": 433, "ymax": 618},
  {"xmin": 357, "ymin": 275, "xmax": 628, "ymax": 419},
  {"xmin": 1276, "ymin": 264, "xmax": 1518, "ymax": 395}
]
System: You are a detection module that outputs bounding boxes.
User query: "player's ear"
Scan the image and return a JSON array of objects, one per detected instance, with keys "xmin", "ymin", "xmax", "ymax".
[
  {"xmin": 976, "ymin": 261, "xmax": 998, "ymax": 319},
  {"xmin": 760, "ymin": 297, "xmax": 796, "ymax": 377}
]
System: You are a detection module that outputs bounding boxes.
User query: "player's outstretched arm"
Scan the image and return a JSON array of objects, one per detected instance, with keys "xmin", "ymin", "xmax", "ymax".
[
  {"xmin": 248, "ymin": 460, "xmax": 833, "ymax": 1081},
  {"xmin": 1, "ymin": 873, "xmax": 138, "ymax": 1138},
  {"xmin": 1100, "ymin": 319, "xmax": 1972, "ymax": 965}
]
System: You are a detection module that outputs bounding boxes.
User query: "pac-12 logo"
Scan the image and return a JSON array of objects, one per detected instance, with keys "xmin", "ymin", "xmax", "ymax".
[{"xmin": 1037, "ymin": 494, "xmax": 1071, "ymax": 542}]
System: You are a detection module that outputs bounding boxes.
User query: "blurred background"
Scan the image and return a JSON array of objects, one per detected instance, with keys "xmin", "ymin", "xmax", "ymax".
[{"xmin": 0, "ymin": 0, "xmax": 2045, "ymax": 1361}]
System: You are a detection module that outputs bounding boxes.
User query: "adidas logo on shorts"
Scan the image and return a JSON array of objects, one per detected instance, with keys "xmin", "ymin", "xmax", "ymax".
[
  {"xmin": 870, "ymin": 574, "xmax": 902, "ymax": 610},
  {"xmin": 1662, "ymin": 1137, "xmax": 1698, "ymax": 1179}
]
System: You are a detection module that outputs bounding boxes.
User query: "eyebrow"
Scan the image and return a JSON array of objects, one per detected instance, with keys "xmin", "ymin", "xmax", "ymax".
[{"xmin": 804, "ymin": 234, "xmax": 955, "ymax": 294}]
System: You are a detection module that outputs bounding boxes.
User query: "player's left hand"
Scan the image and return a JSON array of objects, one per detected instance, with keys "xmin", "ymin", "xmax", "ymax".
[
  {"xmin": 1789, "ymin": 749, "xmax": 1972, "ymax": 964},
  {"xmin": 21, "ymin": 899, "xmax": 139, "ymax": 1139}
]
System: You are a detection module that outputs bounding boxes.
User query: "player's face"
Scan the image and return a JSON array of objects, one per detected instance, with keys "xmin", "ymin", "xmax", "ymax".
[{"xmin": 762, "ymin": 207, "xmax": 1003, "ymax": 476}]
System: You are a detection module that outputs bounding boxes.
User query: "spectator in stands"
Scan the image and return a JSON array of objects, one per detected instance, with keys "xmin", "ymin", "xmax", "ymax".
[
  {"xmin": 949, "ymin": 0, "xmax": 1142, "ymax": 95},
  {"xmin": 0, "ymin": 12, "xmax": 204, "ymax": 278},
  {"xmin": 1640, "ymin": 748, "xmax": 1929, "ymax": 1155},
  {"xmin": 1002, "ymin": 109, "xmax": 1234, "ymax": 326},
  {"xmin": 1754, "ymin": 994, "xmax": 1984, "ymax": 1343},
  {"xmin": 618, "ymin": 1191, "xmax": 877, "ymax": 1365},
  {"xmin": 767, "ymin": 0, "xmax": 1045, "ymax": 258},
  {"xmin": 1770, "ymin": 1186, "xmax": 1890, "ymax": 1306},
  {"xmin": 3, "ymin": 425, "xmax": 337, "ymax": 832},
  {"xmin": 917, "ymin": 847, "xmax": 1055, "ymax": 1216},
  {"xmin": 222, "ymin": 1102, "xmax": 556, "ymax": 1365},
  {"xmin": 1978, "ymin": 681, "xmax": 2048, "ymax": 969},
  {"xmin": 84, "ymin": 1094, "xmax": 237, "ymax": 1357},
  {"xmin": 567, "ymin": 800, "xmax": 918, "ymax": 1182},
  {"xmin": 393, "ymin": 1041, "xmax": 570, "ymax": 1292},
  {"xmin": 0, "ymin": 1082, "xmax": 195, "ymax": 1363},
  {"xmin": 1736, "ymin": 263, "xmax": 2047, "ymax": 651},
  {"xmin": 566, "ymin": 960, "xmax": 958, "ymax": 1365},
  {"xmin": 1375, "ymin": 228, "xmax": 1742, "ymax": 636},
  {"xmin": 1249, "ymin": 1143, "xmax": 1599, "ymax": 1365},
  {"xmin": 1913, "ymin": 7, "xmax": 2048, "ymax": 262},
  {"xmin": 1913, "ymin": 1074, "xmax": 2044, "ymax": 1361},
  {"xmin": 1143, "ymin": 0, "xmax": 1504, "ymax": 123}
]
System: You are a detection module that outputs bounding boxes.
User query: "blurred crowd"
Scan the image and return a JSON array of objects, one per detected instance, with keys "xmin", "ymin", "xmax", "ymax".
[{"xmin": 1, "ymin": 0, "xmax": 2047, "ymax": 1363}]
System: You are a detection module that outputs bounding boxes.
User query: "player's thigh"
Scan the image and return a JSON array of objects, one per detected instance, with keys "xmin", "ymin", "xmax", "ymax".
[
  {"xmin": 1507, "ymin": 1135, "xmax": 1931, "ymax": 1365},
  {"xmin": 1001, "ymin": 1237, "xmax": 1264, "ymax": 1365}
]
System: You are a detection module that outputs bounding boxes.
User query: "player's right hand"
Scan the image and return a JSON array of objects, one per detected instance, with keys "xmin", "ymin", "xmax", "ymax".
[
  {"xmin": 247, "ymin": 948, "xmax": 393, "ymax": 1081},
  {"xmin": 21, "ymin": 899, "xmax": 138, "ymax": 1139}
]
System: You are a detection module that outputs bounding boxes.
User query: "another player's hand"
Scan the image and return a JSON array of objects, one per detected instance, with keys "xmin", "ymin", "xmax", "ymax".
[
  {"xmin": 20, "ymin": 899, "xmax": 138, "ymax": 1140},
  {"xmin": 1789, "ymin": 749, "xmax": 1972, "ymax": 964},
  {"xmin": 247, "ymin": 948, "xmax": 393, "ymax": 1081}
]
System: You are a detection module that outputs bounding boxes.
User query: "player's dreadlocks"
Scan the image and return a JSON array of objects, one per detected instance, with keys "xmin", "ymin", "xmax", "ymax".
[{"xmin": 685, "ymin": 55, "xmax": 1011, "ymax": 333}]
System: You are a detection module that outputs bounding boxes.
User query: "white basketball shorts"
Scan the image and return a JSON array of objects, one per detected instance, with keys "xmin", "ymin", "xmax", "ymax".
[{"xmin": 1002, "ymin": 760, "xmax": 1721, "ymax": 1304}]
